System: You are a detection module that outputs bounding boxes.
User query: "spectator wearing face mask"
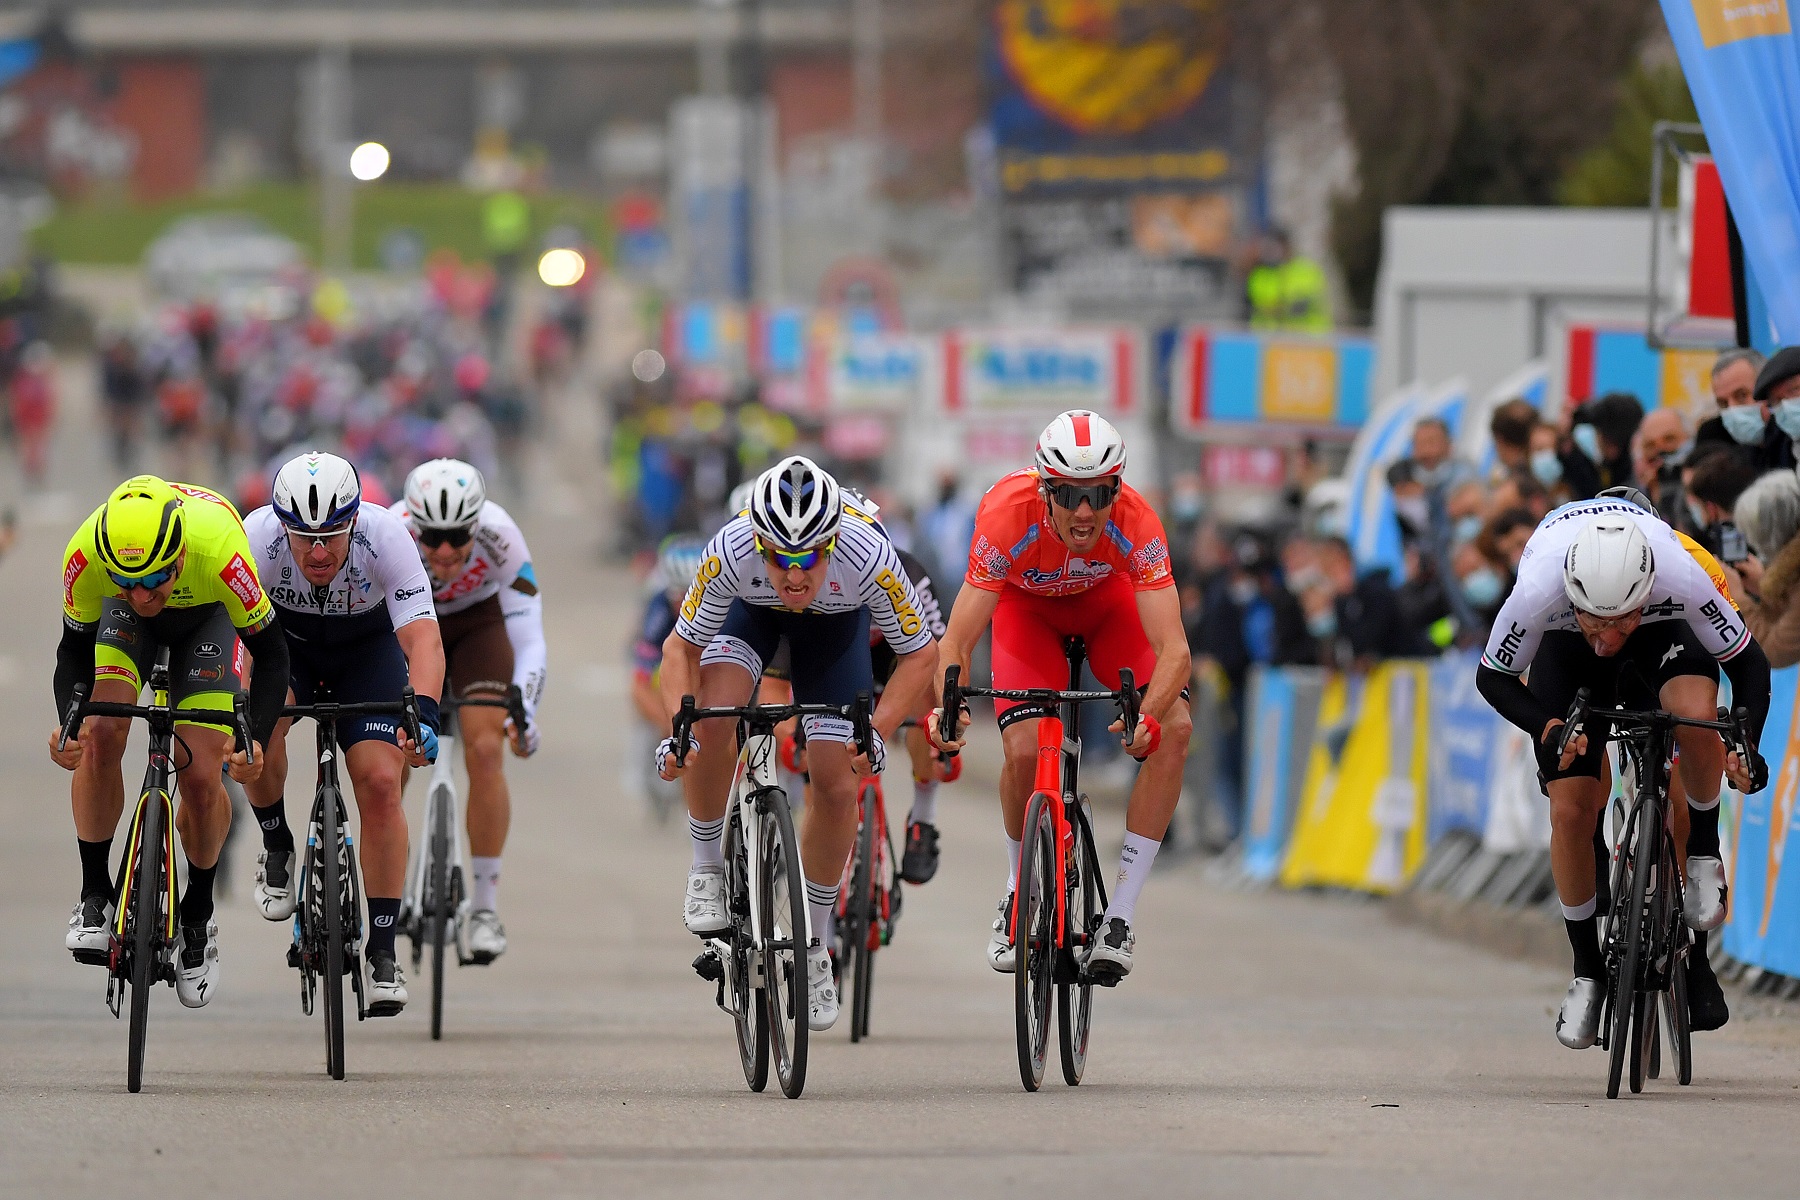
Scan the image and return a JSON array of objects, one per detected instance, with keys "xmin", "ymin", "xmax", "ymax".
[
  {"xmin": 1488, "ymin": 398, "xmax": 1538, "ymax": 482},
  {"xmin": 1301, "ymin": 536, "xmax": 1439, "ymax": 669},
  {"xmin": 1404, "ymin": 416, "xmax": 1476, "ymax": 540},
  {"xmin": 1686, "ymin": 446, "xmax": 1762, "ymax": 564},
  {"xmin": 1733, "ymin": 469, "xmax": 1800, "ymax": 666},
  {"xmin": 1756, "ymin": 347, "xmax": 1800, "ymax": 456},
  {"xmin": 1695, "ymin": 348, "xmax": 1792, "ymax": 471},
  {"xmin": 1527, "ymin": 420, "xmax": 1576, "ymax": 506},
  {"xmin": 1563, "ymin": 391, "xmax": 1644, "ymax": 499}
]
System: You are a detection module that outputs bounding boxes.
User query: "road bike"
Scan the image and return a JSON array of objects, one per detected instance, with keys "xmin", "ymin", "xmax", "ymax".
[
  {"xmin": 676, "ymin": 692, "xmax": 874, "ymax": 1099},
  {"xmin": 281, "ymin": 688, "xmax": 421, "ymax": 1081},
  {"xmin": 941, "ymin": 638, "xmax": 1139, "ymax": 1092},
  {"xmin": 1559, "ymin": 686, "xmax": 1750, "ymax": 1098},
  {"xmin": 833, "ymin": 723, "xmax": 903, "ymax": 1044},
  {"xmin": 400, "ymin": 686, "xmax": 526, "ymax": 1041},
  {"xmin": 58, "ymin": 650, "xmax": 253, "ymax": 1094}
]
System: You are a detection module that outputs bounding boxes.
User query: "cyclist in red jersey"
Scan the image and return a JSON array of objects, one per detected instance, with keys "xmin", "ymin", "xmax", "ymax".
[{"xmin": 932, "ymin": 410, "xmax": 1193, "ymax": 982}]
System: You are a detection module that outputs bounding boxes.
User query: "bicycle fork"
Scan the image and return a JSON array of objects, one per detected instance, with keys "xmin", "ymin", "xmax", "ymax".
[
  {"xmin": 107, "ymin": 784, "xmax": 176, "ymax": 1014},
  {"xmin": 1014, "ymin": 717, "xmax": 1073, "ymax": 948}
]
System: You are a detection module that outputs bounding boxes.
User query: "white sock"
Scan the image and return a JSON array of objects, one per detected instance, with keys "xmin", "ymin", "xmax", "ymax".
[
  {"xmin": 470, "ymin": 857, "xmax": 502, "ymax": 912},
  {"xmin": 1104, "ymin": 832, "xmax": 1161, "ymax": 925},
  {"xmin": 804, "ymin": 878, "xmax": 839, "ymax": 947},
  {"xmin": 908, "ymin": 779, "xmax": 939, "ymax": 826},
  {"xmin": 689, "ymin": 815, "xmax": 725, "ymax": 870},
  {"xmin": 1006, "ymin": 835, "xmax": 1022, "ymax": 893}
]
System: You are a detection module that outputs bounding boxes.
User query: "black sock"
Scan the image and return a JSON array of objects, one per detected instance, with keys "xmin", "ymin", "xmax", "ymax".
[
  {"xmin": 367, "ymin": 897, "xmax": 402, "ymax": 959},
  {"xmin": 78, "ymin": 838, "xmax": 114, "ymax": 900},
  {"xmin": 180, "ymin": 861, "xmax": 217, "ymax": 927},
  {"xmin": 1565, "ymin": 914, "xmax": 1604, "ymax": 980},
  {"xmin": 251, "ymin": 800, "xmax": 294, "ymax": 853},
  {"xmin": 1687, "ymin": 803, "xmax": 1721, "ymax": 858},
  {"xmin": 1690, "ymin": 929, "xmax": 1712, "ymax": 973}
]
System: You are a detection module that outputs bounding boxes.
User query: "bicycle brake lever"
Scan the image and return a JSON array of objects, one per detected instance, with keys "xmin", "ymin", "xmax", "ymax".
[
  {"xmin": 1117, "ymin": 667, "xmax": 1140, "ymax": 747},
  {"xmin": 1558, "ymin": 687, "xmax": 1591, "ymax": 760},
  {"xmin": 675, "ymin": 696, "xmax": 698, "ymax": 767},
  {"xmin": 939, "ymin": 665, "xmax": 962, "ymax": 755},
  {"xmin": 57, "ymin": 683, "xmax": 90, "ymax": 752},
  {"xmin": 401, "ymin": 685, "xmax": 421, "ymax": 747},
  {"xmin": 853, "ymin": 691, "xmax": 874, "ymax": 761},
  {"xmin": 233, "ymin": 691, "xmax": 255, "ymax": 763}
]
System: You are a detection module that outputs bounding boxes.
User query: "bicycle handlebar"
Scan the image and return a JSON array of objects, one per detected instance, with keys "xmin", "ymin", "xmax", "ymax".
[
  {"xmin": 938, "ymin": 664, "xmax": 1140, "ymax": 758},
  {"xmin": 1559, "ymin": 686, "xmax": 1753, "ymax": 764},
  {"xmin": 283, "ymin": 686, "xmax": 422, "ymax": 747},
  {"xmin": 58, "ymin": 683, "xmax": 257, "ymax": 762},
  {"xmin": 670, "ymin": 692, "xmax": 875, "ymax": 769},
  {"xmin": 442, "ymin": 685, "xmax": 528, "ymax": 732}
]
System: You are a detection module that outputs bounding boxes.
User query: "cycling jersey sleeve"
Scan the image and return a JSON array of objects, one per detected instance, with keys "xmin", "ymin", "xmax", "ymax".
[
  {"xmin": 1721, "ymin": 635, "xmax": 1772, "ymax": 756},
  {"xmin": 1476, "ymin": 660, "xmax": 1560, "ymax": 743},
  {"xmin": 860, "ymin": 535, "xmax": 935, "ymax": 655},
  {"xmin": 1479, "ymin": 574, "xmax": 1561, "ymax": 675},
  {"xmin": 52, "ymin": 619, "xmax": 98, "ymax": 719},
  {"xmin": 1667, "ymin": 550, "xmax": 1753, "ymax": 662},
  {"xmin": 62, "ymin": 509, "xmax": 110, "ymax": 627},
  {"xmin": 501, "ymin": 586, "xmax": 547, "ymax": 721},
  {"xmin": 240, "ymin": 613, "xmax": 291, "ymax": 746},
  {"xmin": 671, "ymin": 524, "xmax": 748, "ymax": 648},
  {"xmin": 364, "ymin": 506, "xmax": 438, "ymax": 629}
]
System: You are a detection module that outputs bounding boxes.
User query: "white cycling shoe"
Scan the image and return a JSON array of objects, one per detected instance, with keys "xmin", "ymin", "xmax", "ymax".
[
  {"xmin": 806, "ymin": 940, "xmax": 839, "ymax": 1031},
  {"xmin": 254, "ymin": 849, "xmax": 298, "ymax": 922},
  {"xmin": 987, "ymin": 893, "xmax": 1015, "ymax": 973},
  {"xmin": 466, "ymin": 909, "xmax": 507, "ymax": 964},
  {"xmin": 1556, "ymin": 977, "xmax": 1604, "ymax": 1049},
  {"xmin": 176, "ymin": 920, "xmax": 220, "ymax": 1009},
  {"xmin": 1082, "ymin": 917, "xmax": 1135, "ymax": 983},
  {"xmin": 684, "ymin": 865, "xmax": 730, "ymax": 936},
  {"xmin": 367, "ymin": 951, "xmax": 408, "ymax": 1017},
  {"xmin": 66, "ymin": 895, "xmax": 111, "ymax": 959},
  {"xmin": 1683, "ymin": 856, "xmax": 1728, "ymax": 931}
]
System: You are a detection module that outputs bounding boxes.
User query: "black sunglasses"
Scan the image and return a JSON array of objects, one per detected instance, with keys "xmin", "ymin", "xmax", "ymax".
[
  {"xmin": 419, "ymin": 526, "xmax": 474, "ymax": 549},
  {"xmin": 1044, "ymin": 479, "xmax": 1120, "ymax": 511}
]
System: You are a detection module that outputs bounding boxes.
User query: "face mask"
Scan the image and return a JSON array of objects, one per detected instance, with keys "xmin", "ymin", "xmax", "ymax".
[
  {"xmin": 1687, "ymin": 496, "xmax": 1711, "ymax": 531},
  {"xmin": 1461, "ymin": 567, "xmax": 1504, "ymax": 609},
  {"xmin": 1306, "ymin": 608, "xmax": 1338, "ymax": 639},
  {"xmin": 1721, "ymin": 404, "xmax": 1766, "ymax": 446},
  {"xmin": 1452, "ymin": 514, "xmax": 1483, "ymax": 546},
  {"xmin": 1572, "ymin": 423, "xmax": 1602, "ymax": 463},
  {"xmin": 1394, "ymin": 495, "xmax": 1430, "ymax": 534},
  {"xmin": 1775, "ymin": 399, "xmax": 1800, "ymax": 439},
  {"xmin": 1172, "ymin": 491, "xmax": 1204, "ymax": 522},
  {"xmin": 1286, "ymin": 565, "xmax": 1326, "ymax": 596},
  {"xmin": 1530, "ymin": 449, "xmax": 1563, "ymax": 485},
  {"xmin": 1229, "ymin": 578, "xmax": 1260, "ymax": 607},
  {"xmin": 1414, "ymin": 462, "xmax": 1449, "ymax": 489}
]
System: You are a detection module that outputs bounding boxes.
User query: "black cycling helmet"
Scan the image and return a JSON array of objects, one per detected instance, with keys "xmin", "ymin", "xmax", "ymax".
[{"xmin": 1598, "ymin": 485, "xmax": 1655, "ymax": 514}]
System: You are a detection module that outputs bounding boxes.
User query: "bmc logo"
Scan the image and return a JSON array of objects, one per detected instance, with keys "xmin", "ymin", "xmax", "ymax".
[{"xmin": 220, "ymin": 553, "xmax": 265, "ymax": 610}]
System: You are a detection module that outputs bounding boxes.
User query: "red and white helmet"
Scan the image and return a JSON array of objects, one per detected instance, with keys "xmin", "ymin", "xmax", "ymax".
[{"xmin": 1034, "ymin": 410, "xmax": 1126, "ymax": 480}]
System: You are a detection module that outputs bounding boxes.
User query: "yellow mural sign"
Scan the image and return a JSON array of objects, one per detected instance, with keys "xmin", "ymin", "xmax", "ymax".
[{"xmin": 1260, "ymin": 342, "xmax": 1338, "ymax": 424}]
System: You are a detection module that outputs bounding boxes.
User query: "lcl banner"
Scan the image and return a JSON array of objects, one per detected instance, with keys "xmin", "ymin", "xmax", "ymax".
[
  {"xmin": 1661, "ymin": 0, "xmax": 1800, "ymax": 342},
  {"xmin": 942, "ymin": 326, "xmax": 1141, "ymax": 415}
]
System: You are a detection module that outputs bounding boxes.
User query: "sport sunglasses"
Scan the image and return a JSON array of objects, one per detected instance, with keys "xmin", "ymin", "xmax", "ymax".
[
  {"xmin": 107, "ymin": 563, "xmax": 179, "ymax": 591},
  {"xmin": 419, "ymin": 526, "xmax": 474, "ymax": 549},
  {"xmin": 1044, "ymin": 478, "xmax": 1121, "ymax": 511},
  {"xmin": 755, "ymin": 534, "xmax": 835, "ymax": 571}
]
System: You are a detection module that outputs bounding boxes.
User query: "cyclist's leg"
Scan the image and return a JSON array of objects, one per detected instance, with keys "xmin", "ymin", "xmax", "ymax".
[
  {"xmin": 440, "ymin": 598, "xmax": 515, "ymax": 913},
  {"xmin": 73, "ymin": 601, "xmax": 154, "ymax": 902},
  {"xmin": 245, "ymin": 636, "xmax": 310, "ymax": 853},
  {"xmin": 325, "ymin": 632, "xmax": 415, "ymax": 957},
  {"xmin": 686, "ymin": 602, "xmax": 774, "ymax": 857}
]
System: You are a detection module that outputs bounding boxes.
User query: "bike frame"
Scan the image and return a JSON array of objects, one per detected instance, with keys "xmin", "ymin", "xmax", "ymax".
[
  {"xmin": 712, "ymin": 726, "xmax": 785, "ymax": 1007},
  {"xmin": 292, "ymin": 705, "xmax": 367, "ymax": 1020},
  {"xmin": 403, "ymin": 706, "xmax": 468, "ymax": 961}
]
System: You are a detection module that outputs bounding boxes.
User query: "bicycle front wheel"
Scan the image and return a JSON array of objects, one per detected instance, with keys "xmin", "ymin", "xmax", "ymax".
[
  {"xmin": 723, "ymin": 811, "xmax": 769, "ymax": 1092},
  {"xmin": 1059, "ymin": 797, "xmax": 1100, "ymax": 1086},
  {"xmin": 320, "ymin": 790, "xmax": 347, "ymax": 1081},
  {"xmin": 1014, "ymin": 792, "xmax": 1057, "ymax": 1092},
  {"xmin": 126, "ymin": 791, "xmax": 169, "ymax": 1094},
  {"xmin": 428, "ymin": 789, "xmax": 452, "ymax": 1041},
  {"xmin": 1607, "ymin": 800, "xmax": 1652, "ymax": 1100},
  {"xmin": 845, "ymin": 788, "xmax": 876, "ymax": 1044},
  {"xmin": 759, "ymin": 791, "xmax": 809, "ymax": 1099}
]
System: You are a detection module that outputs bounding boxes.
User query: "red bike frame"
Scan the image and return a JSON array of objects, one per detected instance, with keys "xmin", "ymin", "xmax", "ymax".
[{"xmin": 1014, "ymin": 715, "xmax": 1073, "ymax": 949}]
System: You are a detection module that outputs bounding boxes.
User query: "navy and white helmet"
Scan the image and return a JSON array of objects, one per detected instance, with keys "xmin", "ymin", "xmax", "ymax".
[
  {"xmin": 272, "ymin": 451, "xmax": 361, "ymax": 533},
  {"xmin": 404, "ymin": 458, "xmax": 486, "ymax": 530},
  {"xmin": 748, "ymin": 455, "xmax": 842, "ymax": 553},
  {"xmin": 656, "ymin": 534, "xmax": 708, "ymax": 595}
]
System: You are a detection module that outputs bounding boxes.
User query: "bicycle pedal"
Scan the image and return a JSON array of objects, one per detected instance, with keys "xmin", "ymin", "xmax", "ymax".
[
  {"xmin": 693, "ymin": 949, "xmax": 724, "ymax": 983},
  {"xmin": 70, "ymin": 948, "xmax": 109, "ymax": 967}
]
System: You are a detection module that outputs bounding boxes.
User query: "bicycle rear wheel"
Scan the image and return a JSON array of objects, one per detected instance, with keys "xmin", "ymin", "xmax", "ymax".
[
  {"xmin": 723, "ymin": 811, "xmax": 769, "ymax": 1092},
  {"xmin": 126, "ymin": 792, "xmax": 168, "ymax": 1094},
  {"xmin": 760, "ymin": 790, "xmax": 810, "ymax": 1098},
  {"xmin": 1059, "ymin": 798, "xmax": 1100, "ymax": 1086},
  {"xmin": 1014, "ymin": 793, "xmax": 1057, "ymax": 1092},
  {"xmin": 428, "ymin": 788, "xmax": 452, "ymax": 1041},
  {"xmin": 320, "ymin": 789, "xmax": 347, "ymax": 1081},
  {"xmin": 846, "ymin": 787, "xmax": 876, "ymax": 1043},
  {"xmin": 1667, "ymin": 943, "xmax": 1693, "ymax": 1086},
  {"xmin": 1606, "ymin": 799, "xmax": 1652, "ymax": 1100}
]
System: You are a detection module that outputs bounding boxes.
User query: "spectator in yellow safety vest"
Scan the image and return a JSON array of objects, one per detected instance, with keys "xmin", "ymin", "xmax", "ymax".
[{"xmin": 1244, "ymin": 228, "xmax": 1332, "ymax": 334}]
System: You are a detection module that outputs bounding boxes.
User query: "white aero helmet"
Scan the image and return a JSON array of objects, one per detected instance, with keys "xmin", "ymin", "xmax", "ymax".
[
  {"xmin": 748, "ymin": 455, "xmax": 842, "ymax": 552},
  {"xmin": 1035, "ymin": 409, "xmax": 1126, "ymax": 480},
  {"xmin": 404, "ymin": 458, "xmax": 487, "ymax": 530},
  {"xmin": 1563, "ymin": 516, "xmax": 1656, "ymax": 616},
  {"xmin": 272, "ymin": 451, "xmax": 362, "ymax": 533}
]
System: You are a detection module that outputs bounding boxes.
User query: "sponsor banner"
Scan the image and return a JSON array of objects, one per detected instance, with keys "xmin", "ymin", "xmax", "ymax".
[
  {"xmin": 823, "ymin": 332, "xmax": 937, "ymax": 413},
  {"xmin": 1565, "ymin": 323, "xmax": 1721, "ymax": 420},
  {"xmin": 1241, "ymin": 665, "xmax": 1329, "ymax": 883},
  {"xmin": 944, "ymin": 326, "xmax": 1140, "ymax": 415},
  {"xmin": 1426, "ymin": 649, "xmax": 1503, "ymax": 843},
  {"xmin": 1280, "ymin": 661, "xmax": 1432, "ymax": 893},
  {"xmin": 1724, "ymin": 664, "xmax": 1800, "ymax": 974},
  {"xmin": 1170, "ymin": 327, "xmax": 1372, "ymax": 435}
]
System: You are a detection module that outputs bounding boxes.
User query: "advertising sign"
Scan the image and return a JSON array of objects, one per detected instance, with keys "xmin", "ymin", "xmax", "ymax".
[
  {"xmin": 944, "ymin": 326, "xmax": 1139, "ymax": 414},
  {"xmin": 1171, "ymin": 328, "xmax": 1373, "ymax": 435},
  {"xmin": 1426, "ymin": 649, "xmax": 1502, "ymax": 843},
  {"xmin": 824, "ymin": 333, "xmax": 936, "ymax": 413}
]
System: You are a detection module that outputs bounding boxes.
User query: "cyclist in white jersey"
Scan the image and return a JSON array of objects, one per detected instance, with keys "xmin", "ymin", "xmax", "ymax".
[
  {"xmin": 242, "ymin": 452, "xmax": 446, "ymax": 1015},
  {"xmin": 394, "ymin": 459, "xmax": 546, "ymax": 963},
  {"xmin": 656, "ymin": 456, "xmax": 936, "ymax": 1032},
  {"xmin": 1475, "ymin": 498, "xmax": 1770, "ymax": 1049}
]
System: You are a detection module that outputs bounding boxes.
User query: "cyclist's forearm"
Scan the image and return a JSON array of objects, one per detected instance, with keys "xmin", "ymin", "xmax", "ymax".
[
  {"xmin": 1721, "ymin": 636, "xmax": 1772, "ymax": 747},
  {"xmin": 1135, "ymin": 585, "xmax": 1190, "ymax": 719},
  {"xmin": 659, "ymin": 631, "xmax": 704, "ymax": 723},
  {"xmin": 52, "ymin": 620, "xmax": 97, "ymax": 718},
  {"xmin": 502, "ymin": 592, "xmax": 547, "ymax": 719},
  {"xmin": 240, "ymin": 620, "xmax": 292, "ymax": 746},
  {"xmin": 874, "ymin": 645, "xmax": 936, "ymax": 742},
  {"xmin": 396, "ymin": 619, "xmax": 446, "ymax": 707},
  {"xmin": 1476, "ymin": 662, "xmax": 1557, "ymax": 741},
  {"xmin": 936, "ymin": 585, "xmax": 1000, "ymax": 694}
]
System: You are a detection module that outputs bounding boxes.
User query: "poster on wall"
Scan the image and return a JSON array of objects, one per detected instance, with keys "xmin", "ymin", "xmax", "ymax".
[{"xmin": 944, "ymin": 326, "xmax": 1140, "ymax": 415}]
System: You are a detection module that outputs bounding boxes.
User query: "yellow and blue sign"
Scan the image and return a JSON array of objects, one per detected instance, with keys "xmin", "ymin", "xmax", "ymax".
[
  {"xmin": 1725, "ymin": 664, "xmax": 1800, "ymax": 975},
  {"xmin": 1172, "ymin": 328, "xmax": 1372, "ymax": 434}
]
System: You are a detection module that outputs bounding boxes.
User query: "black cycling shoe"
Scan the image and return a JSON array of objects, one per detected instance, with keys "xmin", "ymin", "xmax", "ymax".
[
  {"xmin": 899, "ymin": 821, "xmax": 941, "ymax": 885},
  {"xmin": 1687, "ymin": 955, "xmax": 1730, "ymax": 1032}
]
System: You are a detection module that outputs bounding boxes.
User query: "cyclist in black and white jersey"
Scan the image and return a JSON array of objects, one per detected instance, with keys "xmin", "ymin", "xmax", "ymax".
[
  {"xmin": 656, "ymin": 456, "xmax": 937, "ymax": 1032},
  {"xmin": 1475, "ymin": 497, "xmax": 1771, "ymax": 1050},
  {"xmin": 241, "ymin": 452, "xmax": 446, "ymax": 1015}
]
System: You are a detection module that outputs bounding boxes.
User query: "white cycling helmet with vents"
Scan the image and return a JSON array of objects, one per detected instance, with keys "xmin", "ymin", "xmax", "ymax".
[
  {"xmin": 272, "ymin": 451, "xmax": 362, "ymax": 533},
  {"xmin": 1563, "ymin": 516, "xmax": 1656, "ymax": 616},
  {"xmin": 404, "ymin": 458, "xmax": 487, "ymax": 530},
  {"xmin": 748, "ymin": 455, "xmax": 842, "ymax": 553},
  {"xmin": 1035, "ymin": 409, "xmax": 1126, "ymax": 480}
]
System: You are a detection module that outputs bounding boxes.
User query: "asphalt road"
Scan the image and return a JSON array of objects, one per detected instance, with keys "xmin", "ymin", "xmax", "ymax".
[{"xmin": 2, "ymin": 375, "xmax": 1798, "ymax": 1199}]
